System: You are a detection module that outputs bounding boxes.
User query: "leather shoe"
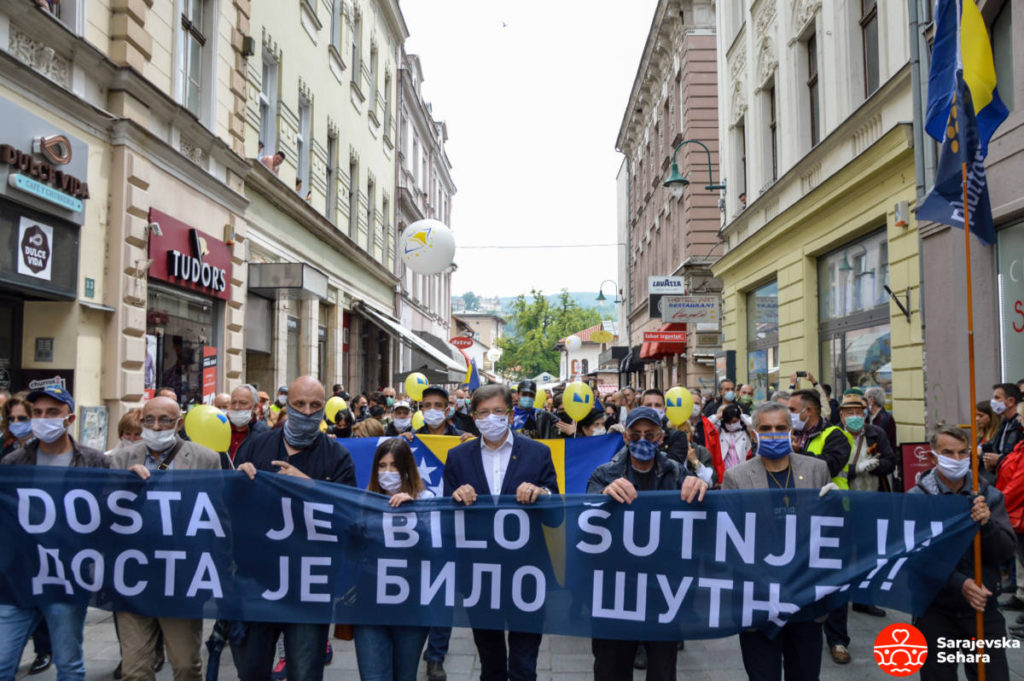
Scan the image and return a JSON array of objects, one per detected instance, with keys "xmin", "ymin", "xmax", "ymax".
[
  {"xmin": 852, "ymin": 603, "xmax": 887, "ymax": 617},
  {"xmin": 426, "ymin": 660, "xmax": 446, "ymax": 681},
  {"xmin": 633, "ymin": 644, "xmax": 647, "ymax": 669},
  {"xmin": 998, "ymin": 595, "xmax": 1024, "ymax": 610},
  {"xmin": 830, "ymin": 644, "xmax": 852, "ymax": 664},
  {"xmin": 28, "ymin": 654, "xmax": 52, "ymax": 675}
]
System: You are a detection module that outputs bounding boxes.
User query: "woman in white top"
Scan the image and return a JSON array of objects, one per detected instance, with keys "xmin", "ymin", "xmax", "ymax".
[
  {"xmin": 712, "ymin": 404, "xmax": 754, "ymax": 470},
  {"xmin": 354, "ymin": 438, "xmax": 432, "ymax": 681}
]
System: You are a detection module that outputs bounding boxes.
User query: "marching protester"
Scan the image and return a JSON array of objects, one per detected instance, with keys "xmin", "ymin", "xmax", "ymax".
[
  {"xmin": 996, "ymin": 437, "xmax": 1024, "ymax": 628},
  {"xmin": 384, "ymin": 400, "xmax": 414, "ymax": 437},
  {"xmin": 787, "ymin": 390, "xmax": 852, "ymax": 482},
  {"xmin": 233, "ymin": 377, "xmax": 357, "ymax": 681},
  {"xmin": 451, "ymin": 388, "xmax": 479, "ymax": 436},
  {"xmin": 787, "ymin": 372, "xmax": 832, "ymax": 422},
  {"xmin": 702, "ymin": 378, "xmax": 736, "ymax": 418},
  {"xmin": 577, "ymin": 408, "xmax": 608, "ymax": 437},
  {"xmin": 910, "ymin": 425, "xmax": 1016, "ymax": 680},
  {"xmin": 268, "ymin": 386, "xmax": 289, "ymax": 424},
  {"xmin": 722, "ymin": 401, "xmax": 832, "ymax": 681},
  {"xmin": 442, "ymin": 384, "xmax": 557, "ymax": 681},
  {"xmin": 865, "ymin": 387, "xmax": 898, "ymax": 453},
  {"xmin": 0, "ymin": 386, "xmax": 108, "ymax": 681},
  {"xmin": 353, "ymin": 418, "xmax": 385, "ymax": 439},
  {"xmin": 213, "ymin": 393, "xmax": 231, "ymax": 413},
  {"xmin": 976, "ymin": 400, "xmax": 1001, "ymax": 449},
  {"xmin": 226, "ymin": 384, "xmax": 269, "ymax": 462},
  {"xmin": 981, "ymin": 383, "xmax": 1023, "ymax": 483},
  {"xmin": 354, "ymin": 438, "xmax": 432, "ymax": 681},
  {"xmin": 511, "ymin": 380, "xmax": 555, "ymax": 439},
  {"xmin": 737, "ymin": 384, "xmax": 755, "ymax": 415},
  {"xmin": 105, "ymin": 409, "xmax": 143, "ymax": 457},
  {"xmin": 417, "ymin": 387, "xmax": 463, "ymax": 437},
  {"xmin": 586, "ymin": 406, "xmax": 709, "ymax": 680},
  {"xmin": 1, "ymin": 393, "xmax": 34, "ymax": 457},
  {"xmin": 110, "ymin": 396, "xmax": 222, "ymax": 681},
  {"xmin": 712, "ymin": 404, "xmax": 754, "ymax": 474}
]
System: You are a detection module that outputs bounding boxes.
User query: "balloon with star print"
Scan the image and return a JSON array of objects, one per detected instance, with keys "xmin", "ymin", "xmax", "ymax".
[{"xmin": 401, "ymin": 219, "xmax": 456, "ymax": 275}]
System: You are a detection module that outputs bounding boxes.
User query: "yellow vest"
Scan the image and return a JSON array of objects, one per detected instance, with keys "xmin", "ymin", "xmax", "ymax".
[{"xmin": 806, "ymin": 426, "xmax": 854, "ymax": 489}]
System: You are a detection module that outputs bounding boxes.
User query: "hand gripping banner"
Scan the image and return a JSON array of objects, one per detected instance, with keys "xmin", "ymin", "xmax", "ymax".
[{"xmin": 0, "ymin": 467, "xmax": 976, "ymax": 640}]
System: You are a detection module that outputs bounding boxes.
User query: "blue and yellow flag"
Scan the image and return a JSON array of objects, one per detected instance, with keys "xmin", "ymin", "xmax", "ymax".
[
  {"xmin": 463, "ymin": 358, "xmax": 481, "ymax": 391},
  {"xmin": 918, "ymin": 0, "xmax": 1007, "ymax": 245}
]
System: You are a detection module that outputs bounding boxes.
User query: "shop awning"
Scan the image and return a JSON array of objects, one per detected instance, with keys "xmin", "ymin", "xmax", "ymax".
[
  {"xmin": 641, "ymin": 323, "xmax": 687, "ymax": 360},
  {"xmin": 359, "ymin": 304, "xmax": 467, "ymax": 379},
  {"xmin": 248, "ymin": 263, "xmax": 328, "ymax": 300}
]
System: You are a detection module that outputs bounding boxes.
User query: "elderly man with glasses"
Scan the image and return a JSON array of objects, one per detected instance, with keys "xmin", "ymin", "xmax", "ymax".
[{"xmin": 585, "ymin": 406, "xmax": 709, "ymax": 680}]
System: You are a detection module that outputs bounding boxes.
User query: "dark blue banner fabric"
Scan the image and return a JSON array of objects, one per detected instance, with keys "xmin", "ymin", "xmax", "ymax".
[{"xmin": 0, "ymin": 468, "xmax": 976, "ymax": 640}]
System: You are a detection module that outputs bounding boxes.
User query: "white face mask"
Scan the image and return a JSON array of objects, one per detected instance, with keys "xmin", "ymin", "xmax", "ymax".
[
  {"xmin": 590, "ymin": 426, "xmax": 607, "ymax": 437},
  {"xmin": 392, "ymin": 417, "xmax": 412, "ymax": 432},
  {"xmin": 475, "ymin": 414, "xmax": 509, "ymax": 441},
  {"xmin": 790, "ymin": 410, "xmax": 807, "ymax": 431},
  {"xmin": 227, "ymin": 410, "xmax": 252, "ymax": 427},
  {"xmin": 378, "ymin": 471, "xmax": 403, "ymax": 493},
  {"xmin": 31, "ymin": 417, "xmax": 69, "ymax": 444},
  {"xmin": 141, "ymin": 427, "xmax": 177, "ymax": 452},
  {"xmin": 691, "ymin": 405, "xmax": 701, "ymax": 419},
  {"xmin": 991, "ymin": 399, "xmax": 1007, "ymax": 415},
  {"xmin": 423, "ymin": 409, "xmax": 447, "ymax": 428},
  {"xmin": 933, "ymin": 452, "xmax": 971, "ymax": 481}
]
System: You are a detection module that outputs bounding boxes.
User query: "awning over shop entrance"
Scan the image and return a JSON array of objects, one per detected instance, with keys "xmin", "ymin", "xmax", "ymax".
[{"xmin": 359, "ymin": 304, "xmax": 466, "ymax": 381}]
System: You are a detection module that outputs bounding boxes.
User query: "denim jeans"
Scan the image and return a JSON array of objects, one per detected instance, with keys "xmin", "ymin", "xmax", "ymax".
[
  {"xmin": 424, "ymin": 627, "xmax": 451, "ymax": 662},
  {"xmin": 353, "ymin": 625, "xmax": 428, "ymax": 681},
  {"xmin": 0, "ymin": 602, "xmax": 87, "ymax": 681},
  {"xmin": 232, "ymin": 622, "xmax": 329, "ymax": 681}
]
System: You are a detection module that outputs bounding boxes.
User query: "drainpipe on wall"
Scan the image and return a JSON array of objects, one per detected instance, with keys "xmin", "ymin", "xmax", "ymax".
[{"xmin": 625, "ymin": 157, "xmax": 633, "ymax": 390}]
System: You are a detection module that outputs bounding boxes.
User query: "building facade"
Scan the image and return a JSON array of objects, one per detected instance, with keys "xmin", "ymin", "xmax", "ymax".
[
  {"xmin": 394, "ymin": 47, "xmax": 457, "ymax": 376},
  {"xmin": 918, "ymin": 0, "xmax": 1020, "ymax": 429},
  {"xmin": 242, "ymin": 0, "xmax": 408, "ymax": 396},
  {"xmin": 615, "ymin": 0, "xmax": 720, "ymax": 393},
  {"xmin": 712, "ymin": 0, "xmax": 926, "ymax": 442}
]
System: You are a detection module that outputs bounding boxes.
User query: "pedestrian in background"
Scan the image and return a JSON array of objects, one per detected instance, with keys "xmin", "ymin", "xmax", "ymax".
[
  {"xmin": 1, "ymin": 393, "xmax": 34, "ymax": 457},
  {"xmin": 865, "ymin": 387, "xmax": 897, "ymax": 453},
  {"xmin": 977, "ymin": 400, "xmax": 1002, "ymax": 449},
  {"xmin": 982, "ymin": 383, "xmax": 1023, "ymax": 484},
  {"xmin": 104, "ymin": 409, "xmax": 143, "ymax": 457}
]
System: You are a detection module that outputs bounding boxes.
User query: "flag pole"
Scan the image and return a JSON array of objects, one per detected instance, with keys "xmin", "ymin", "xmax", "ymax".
[{"xmin": 962, "ymin": 160, "xmax": 986, "ymax": 680}]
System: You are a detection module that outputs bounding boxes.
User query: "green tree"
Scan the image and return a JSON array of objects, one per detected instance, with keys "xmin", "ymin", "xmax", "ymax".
[
  {"xmin": 496, "ymin": 289, "xmax": 601, "ymax": 379},
  {"xmin": 462, "ymin": 291, "xmax": 481, "ymax": 311}
]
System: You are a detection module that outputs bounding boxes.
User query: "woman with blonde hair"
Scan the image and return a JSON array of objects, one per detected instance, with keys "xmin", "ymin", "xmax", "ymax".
[{"xmin": 352, "ymin": 418, "xmax": 384, "ymax": 438}]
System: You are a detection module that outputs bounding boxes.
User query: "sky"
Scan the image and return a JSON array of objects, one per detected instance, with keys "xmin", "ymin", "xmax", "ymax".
[{"xmin": 400, "ymin": 0, "xmax": 660, "ymax": 299}]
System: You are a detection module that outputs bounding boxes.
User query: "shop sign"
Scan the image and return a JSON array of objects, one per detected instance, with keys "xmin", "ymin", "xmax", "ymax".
[
  {"xmin": 0, "ymin": 98, "xmax": 90, "ymax": 225},
  {"xmin": 449, "ymin": 336, "xmax": 474, "ymax": 349},
  {"xmin": 17, "ymin": 217, "xmax": 54, "ymax": 281},
  {"xmin": 643, "ymin": 330, "xmax": 687, "ymax": 343},
  {"xmin": 147, "ymin": 208, "xmax": 231, "ymax": 301},
  {"xmin": 21, "ymin": 369, "xmax": 74, "ymax": 395},
  {"xmin": 647, "ymin": 276, "xmax": 685, "ymax": 317},
  {"xmin": 202, "ymin": 346, "xmax": 217, "ymax": 402},
  {"xmin": 660, "ymin": 295, "xmax": 721, "ymax": 323}
]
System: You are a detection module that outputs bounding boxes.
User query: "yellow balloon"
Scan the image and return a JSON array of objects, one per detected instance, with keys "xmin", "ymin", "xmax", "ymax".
[
  {"xmin": 404, "ymin": 372, "xmax": 429, "ymax": 401},
  {"xmin": 563, "ymin": 382, "xmax": 595, "ymax": 422},
  {"xmin": 535, "ymin": 388, "xmax": 548, "ymax": 410},
  {"xmin": 320, "ymin": 419, "xmax": 328, "ymax": 433},
  {"xmin": 325, "ymin": 396, "xmax": 347, "ymax": 423},
  {"xmin": 184, "ymin": 405, "xmax": 231, "ymax": 452},
  {"xmin": 411, "ymin": 411, "xmax": 424, "ymax": 430},
  {"xmin": 664, "ymin": 386, "xmax": 695, "ymax": 427}
]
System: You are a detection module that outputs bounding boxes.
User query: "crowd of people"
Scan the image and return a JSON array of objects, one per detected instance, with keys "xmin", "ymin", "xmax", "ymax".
[{"xmin": 0, "ymin": 370, "xmax": 1022, "ymax": 681}]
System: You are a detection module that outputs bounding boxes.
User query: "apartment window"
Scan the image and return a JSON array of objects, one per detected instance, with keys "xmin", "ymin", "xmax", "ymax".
[
  {"xmin": 861, "ymin": 0, "xmax": 880, "ymax": 97},
  {"xmin": 329, "ymin": 0, "xmax": 343, "ymax": 52},
  {"xmin": 326, "ymin": 133, "xmax": 338, "ymax": 223},
  {"xmin": 180, "ymin": 0, "xmax": 208, "ymax": 117},
  {"xmin": 259, "ymin": 52, "xmax": 279, "ymax": 155},
  {"xmin": 348, "ymin": 157, "xmax": 359, "ymax": 237},
  {"xmin": 369, "ymin": 47, "xmax": 379, "ymax": 110},
  {"xmin": 366, "ymin": 177, "xmax": 376, "ymax": 252},
  {"xmin": 351, "ymin": 12, "xmax": 362, "ymax": 85},
  {"xmin": 991, "ymin": 1, "xmax": 1014, "ymax": 112},
  {"xmin": 767, "ymin": 85, "xmax": 778, "ymax": 182},
  {"xmin": 296, "ymin": 95, "xmax": 311, "ymax": 192},
  {"xmin": 412, "ymin": 139, "xmax": 420, "ymax": 186},
  {"xmin": 383, "ymin": 72, "xmax": 393, "ymax": 133},
  {"xmin": 807, "ymin": 32, "xmax": 820, "ymax": 147}
]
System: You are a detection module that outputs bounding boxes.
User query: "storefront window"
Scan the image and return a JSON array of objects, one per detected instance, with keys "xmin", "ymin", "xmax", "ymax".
[
  {"xmin": 318, "ymin": 325, "xmax": 328, "ymax": 385},
  {"xmin": 747, "ymin": 281, "xmax": 778, "ymax": 401},
  {"xmin": 818, "ymin": 229, "xmax": 891, "ymax": 400},
  {"xmin": 287, "ymin": 316, "xmax": 300, "ymax": 382},
  {"xmin": 146, "ymin": 283, "xmax": 217, "ymax": 406}
]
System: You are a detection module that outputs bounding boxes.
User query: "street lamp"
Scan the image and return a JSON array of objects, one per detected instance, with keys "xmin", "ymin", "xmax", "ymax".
[
  {"xmin": 663, "ymin": 139, "xmax": 726, "ymax": 199},
  {"xmin": 596, "ymin": 280, "xmax": 622, "ymax": 304}
]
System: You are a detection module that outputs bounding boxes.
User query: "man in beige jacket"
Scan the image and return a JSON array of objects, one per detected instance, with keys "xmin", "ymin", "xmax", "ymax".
[{"xmin": 109, "ymin": 396, "xmax": 223, "ymax": 681}]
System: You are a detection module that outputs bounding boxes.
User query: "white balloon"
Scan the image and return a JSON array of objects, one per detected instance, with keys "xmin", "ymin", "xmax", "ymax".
[
  {"xmin": 565, "ymin": 335, "xmax": 583, "ymax": 352},
  {"xmin": 401, "ymin": 219, "xmax": 456, "ymax": 275},
  {"xmin": 486, "ymin": 347, "xmax": 502, "ymax": 361}
]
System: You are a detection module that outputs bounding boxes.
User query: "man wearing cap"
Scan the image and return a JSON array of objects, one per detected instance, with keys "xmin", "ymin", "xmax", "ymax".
[
  {"xmin": 511, "ymin": 380, "xmax": 556, "ymax": 440},
  {"xmin": 384, "ymin": 399, "xmax": 415, "ymax": 437},
  {"xmin": 109, "ymin": 396, "xmax": 222, "ymax": 681},
  {"xmin": 0, "ymin": 386, "xmax": 107, "ymax": 681},
  {"xmin": 586, "ymin": 406, "xmax": 708, "ymax": 680},
  {"xmin": 268, "ymin": 385, "xmax": 288, "ymax": 426},
  {"xmin": 722, "ymin": 401, "xmax": 832, "ymax": 681}
]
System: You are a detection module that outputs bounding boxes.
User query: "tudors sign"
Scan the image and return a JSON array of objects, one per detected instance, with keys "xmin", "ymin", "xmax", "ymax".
[{"xmin": 147, "ymin": 208, "xmax": 231, "ymax": 300}]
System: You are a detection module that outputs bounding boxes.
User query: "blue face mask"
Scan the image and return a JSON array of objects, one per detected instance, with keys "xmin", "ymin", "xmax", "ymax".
[
  {"xmin": 724, "ymin": 390, "xmax": 737, "ymax": 402},
  {"xmin": 8, "ymin": 420, "xmax": 33, "ymax": 441},
  {"xmin": 628, "ymin": 439, "xmax": 659, "ymax": 462},
  {"xmin": 756, "ymin": 431, "xmax": 793, "ymax": 460},
  {"xmin": 844, "ymin": 415, "xmax": 865, "ymax": 433},
  {"xmin": 283, "ymin": 406, "xmax": 325, "ymax": 449},
  {"xmin": 519, "ymin": 397, "xmax": 534, "ymax": 409}
]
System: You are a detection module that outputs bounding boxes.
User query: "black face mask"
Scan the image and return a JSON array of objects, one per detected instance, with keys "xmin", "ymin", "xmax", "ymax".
[{"xmin": 369, "ymin": 405, "xmax": 385, "ymax": 419}]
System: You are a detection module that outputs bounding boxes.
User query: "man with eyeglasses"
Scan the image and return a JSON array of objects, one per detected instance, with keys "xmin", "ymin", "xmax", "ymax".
[
  {"xmin": 108, "ymin": 396, "xmax": 222, "ymax": 681},
  {"xmin": 0, "ymin": 386, "xmax": 107, "ymax": 681},
  {"xmin": 585, "ymin": 406, "xmax": 708, "ymax": 680},
  {"xmin": 232, "ymin": 376, "xmax": 356, "ymax": 681},
  {"xmin": 442, "ymin": 383, "xmax": 557, "ymax": 681}
]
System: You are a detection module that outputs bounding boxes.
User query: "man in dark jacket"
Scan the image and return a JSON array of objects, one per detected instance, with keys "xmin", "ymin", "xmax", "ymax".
[
  {"xmin": 226, "ymin": 384, "xmax": 268, "ymax": 463},
  {"xmin": 586, "ymin": 407, "xmax": 708, "ymax": 681},
  {"xmin": 865, "ymin": 387, "xmax": 898, "ymax": 453},
  {"xmin": 788, "ymin": 390, "xmax": 851, "ymax": 480},
  {"xmin": 0, "ymin": 386, "xmax": 107, "ymax": 681},
  {"xmin": 233, "ymin": 376, "xmax": 356, "ymax": 681},
  {"xmin": 909, "ymin": 425, "xmax": 1016, "ymax": 681},
  {"xmin": 511, "ymin": 380, "xmax": 556, "ymax": 440},
  {"xmin": 982, "ymin": 383, "xmax": 1024, "ymax": 484},
  {"xmin": 702, "ymin": 378, "xmax": 736, "ymax": 418}
]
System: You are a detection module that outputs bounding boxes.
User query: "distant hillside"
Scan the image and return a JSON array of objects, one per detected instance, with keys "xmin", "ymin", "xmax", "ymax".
[{"xmin": 454, "ymin": 291, "xmax": 617, "ymax": 338}]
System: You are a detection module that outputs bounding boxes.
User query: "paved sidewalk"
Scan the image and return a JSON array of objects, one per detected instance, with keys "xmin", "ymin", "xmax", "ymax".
[{"xmin": 13, "ymin": 607, "xmax": 1024, "ymax": 680}]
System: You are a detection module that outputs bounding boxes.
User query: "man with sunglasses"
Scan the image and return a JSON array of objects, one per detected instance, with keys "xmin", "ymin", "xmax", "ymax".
[
  {"xmin": 585, "ymin": 406, "xmax": 709, "ymax": 680},
  {"xmin": 108, "ymin": 395, "xmax": 223, "ymax": 681}
]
